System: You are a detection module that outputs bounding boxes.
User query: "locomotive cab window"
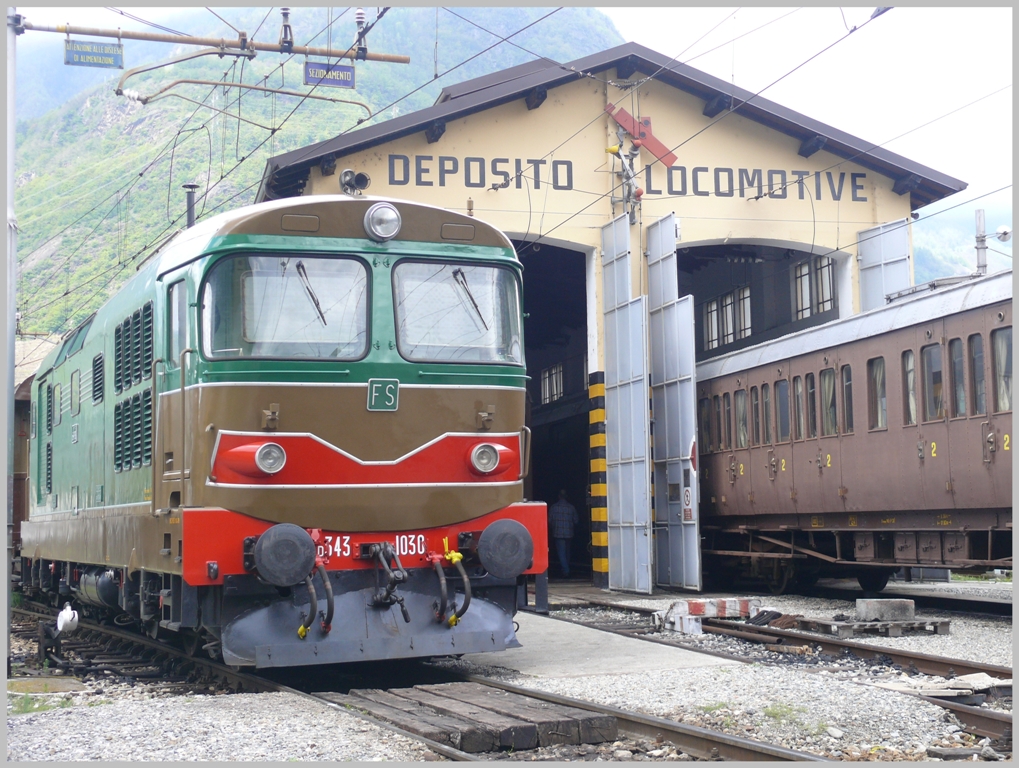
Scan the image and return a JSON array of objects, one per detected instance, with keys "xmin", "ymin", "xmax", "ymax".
[
  {"xmin": 991, "ymin": 326, "xmax": 1012, "ymax": 412},
  {"xmin": 393, "ymin": 261, "xmax": 522, "ymax": 364},
  {"xmin": 201, "ymin": 254, "xmax": 369, "ymax": 360},
  {"xmin": 902, "ymin": 350, "xmax": 917, "ymax": 426},
  {"xmin": 867, "ymin": 357, "xmax": 886, "ymax": 430},
  {"xmin": 168, "ymin": 280, "xmax": 188, "ymax": 366},
  {"xmin": 921, "ymin": 343, "xmax": 945, "ymax": 421}
]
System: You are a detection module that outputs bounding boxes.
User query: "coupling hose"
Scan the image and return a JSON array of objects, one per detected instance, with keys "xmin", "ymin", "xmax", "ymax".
[
  {"xmin": 432, "ymin": 558, "xmax": 448, "ymax": 623},
  {"xmin": 317, "ymin": 563, "xmax": 334, "ymax": 633},
  {"xmin": 448, "ymin": 558, "xmax": 472, "ymax": 627},
  {"xmin": 297, "ymin": 574, "xmax": 317, "ymax": 639}
]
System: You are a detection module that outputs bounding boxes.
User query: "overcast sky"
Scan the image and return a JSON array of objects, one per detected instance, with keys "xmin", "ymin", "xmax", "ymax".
[{"xmin": 15, "ymin": 5, "xmax": 1013, "ymax": 223}]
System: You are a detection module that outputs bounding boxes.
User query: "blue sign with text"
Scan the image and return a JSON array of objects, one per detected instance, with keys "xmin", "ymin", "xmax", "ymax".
[
  {"xmin": 65, "ymin": 39, "xmax": 124, "ymax": 69},
  {"xmin": 303, "ymin": 61, "xmax": 356, "ymax": 89}
]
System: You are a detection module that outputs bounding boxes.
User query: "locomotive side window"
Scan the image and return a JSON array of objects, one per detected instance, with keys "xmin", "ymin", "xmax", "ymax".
[
  {"xmin": 698, "ymin": 398, "xmax": 712, "ymax": 452},
  {"xmin": 902, "ymin": 350, "xmax": 917, "ymax": 426},
  {"xmin": 948, "ymin": 338, "xmax": 966, "ymax": 418},
  {"xmin": 750, "ymin": 387, "xmax": 760, "ymax": 445},
  {"xmin": 867, "ymin": 357, "xmax": 887, "ymax": 429},
  {"xmin": 70, "ymin": 370, "xmax": 80, "ymax": 417},
  {"xmin": 793, "ymin": 376, "xmax": 804, "ymax": 440},
  {"xmin": 168, "ymin": 280, "xmax": 187, "ymax": 366},
  {"xmin": 202, "ymin": 254, "xmax": 369, "ymax": 361},
  {"xmin": 841, "ymin": 365, "xmax": 854, "ymax": 434},
  {"xmin": 991, "ymin": 326, "xmax": 1012, "ymax": 412},
  {"xmin": 775, "ymin": 379, "xmax": 790, "ymax": 442},
  {"xmin": 762, "ymin": 383, "xmax": 773, "ymax": 444},
  {"xmin": 713, "ymin": 395, "xmax": 723, "ymax": 450},
  {"xmin": 393, "ymin": 261, "xmax": 522, "ymax": 364},
  {"xmin": 969, "ymin": 334, "xmax": 986, "ymax": 415},
  {"xmin": 724, "ymin": 393, "xmax": 733, "ymax": 449},
  {"xmin": 734, "ymin": 389, "xmax": 748, "ymax": 448},
  {"xmin": 805, "ymin": 372, "xmax": 817, "ymax": 438},
  {"xmin": 921, "ymin": 343, "xmax": 945, "ymax": 421},
  {"xmin": 820, "ymin": 368, "xmax": 837, "ymax": 436}
]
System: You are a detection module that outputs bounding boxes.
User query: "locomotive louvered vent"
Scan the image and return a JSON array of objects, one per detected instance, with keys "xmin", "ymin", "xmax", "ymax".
[
  {"xmin": 114, "ymin": 391, "xmax": 153, "ymax": 472},
  {"xmin": 92, "ymin": 354, "xmax": 104, "ymax": 404},
  {"xmin": 45, "ymin": 384, "xmax": 53, "ymax": 434},
  {"xmin": 131, "ymin": 392, "xmax": 143, "ymax": 469},
  {"xmin": 114, "ymin": 402, "xmax": 123, "ymax": 472},
  {"xmin": 45, "ymin": 442, "xmax": 53, "ymax": 494},
  {"xmin": 114, "ymin": 302, "xmax": 154, "ymax": 392},
  {"xmin": 141, "ymin": 303, "xmax": 153, "ymax": 378},
  {"xmin": 114, "ymin": 323, "xmax": 124, "ymax": 394}
]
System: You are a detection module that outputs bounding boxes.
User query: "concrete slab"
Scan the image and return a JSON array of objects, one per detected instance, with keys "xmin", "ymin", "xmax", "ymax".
[
  {"xmin": 461, "ymin": 612, "xmax": 738, "ymax": 678},
  {"xmin": 8, "ymin": 677, "xmax": 88, "ymax": 693},
  {"xmin": 856, "ymin": 598, "xmax": 914, "ymax": 621}
]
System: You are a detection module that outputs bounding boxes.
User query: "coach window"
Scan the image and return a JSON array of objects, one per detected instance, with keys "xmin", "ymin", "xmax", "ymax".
[
  {"xmin": 921, "ymin": 343, "xmax": 945, "ymax": 421},
  {"xmin": 723, "ymin": 393, "xmax": 733, "ymax": 450},
  {"xmin": 70, "ymin": 370, "xmax": 80, "ymax": 417},
  {"xmin": 841, "ymin": 365, "xmax": 854, "ymax": 434},
  {"xmin": 698, "ymin": 398, "xmax": 712, "ymax": 452},
  {"xmin": 775, "ymin": 380, "xmax": 790, "ymax": 442},
  {"xmin": 867, "ymin": 357, "xmax": 886, "ymax": 429},
  {"xmin": 762, "ymin": 383, "xmax": 773, "ymax": 444},
  {"xmin": 948, "ymin": 338, "xmax": 966, "ymax": 418},
  {"xmin": 969, "ymin": 334, "xmax": 986, "ymax": 415},
  {"xmin": 820, "ymin": 368, "xmax": 837, "ymax": 436},
  {"xmin": 902, "ymin": 350, "xmax": 917, "ymax": 425},
  {"xmin": 168, "ymin": 280, "xmax": 187, "ymax": 366},
  {"xmin": 750, "ymin": 387, "xmax": 761, "ymax": 445},
  {"xmin": 991, "ymin": 327, "xmax": 1012, "ymax": 412},
  {"xmin": 713, "ymin": 395, "xmax": 723, "ymax": 450},
  {"xmin": 805, "ymin": 372, "xmax": 818, "ymax": 438},
  {"xmin": 734, "ymin": 390, "xmax": 748, "ymax": 448},
  {"xmin": 793, "ymin": 376, "xmax": 804, "ymax": 440}
]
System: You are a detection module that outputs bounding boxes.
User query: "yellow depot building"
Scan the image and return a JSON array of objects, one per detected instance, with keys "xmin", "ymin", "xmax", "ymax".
[{"xmin": 257, "ymin": 43, "xmax": 966, "ymax": 591}]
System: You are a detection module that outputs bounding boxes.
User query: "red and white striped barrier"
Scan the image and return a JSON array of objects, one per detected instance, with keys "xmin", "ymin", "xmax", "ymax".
[{"xmin": 654, "ymin": 597, "xmax": 763, "ymax": 634}]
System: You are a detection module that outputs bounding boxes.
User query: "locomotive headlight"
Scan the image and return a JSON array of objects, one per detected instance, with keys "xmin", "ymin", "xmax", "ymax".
[
  {"xmin": 255, "ymin": 443, "xmax": 287, "ymax": 474},
  {"xmin": 363, "ymin": 202, "xmax": 401, "ymax": 242},
  {"xmin": 470, "ymin": 443, "xmax": 501, "ymax": 474}
]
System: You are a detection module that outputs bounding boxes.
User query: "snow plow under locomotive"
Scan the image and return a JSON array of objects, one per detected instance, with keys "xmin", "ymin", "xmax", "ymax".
[{"xmin": 19, "ymin": 194, "xmax": 546, "ymax": 667}]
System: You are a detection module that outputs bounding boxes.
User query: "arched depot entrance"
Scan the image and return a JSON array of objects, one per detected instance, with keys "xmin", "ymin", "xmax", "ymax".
[{"xmin": 514, "ymin": 240, "xmax": 590, "ymax": 580}]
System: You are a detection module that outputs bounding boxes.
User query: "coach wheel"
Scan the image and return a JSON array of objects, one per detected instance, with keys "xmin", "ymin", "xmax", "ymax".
[
  {"xmin": 857, "ymin": 570, "xmax": 891, "ymax": 593},
  {"xmin": 767, "ymin": 562, "xmax": 791, "ymax": 595}
]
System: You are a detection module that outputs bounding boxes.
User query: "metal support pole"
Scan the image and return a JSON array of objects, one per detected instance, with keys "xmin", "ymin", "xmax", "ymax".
[
  {"xmin": 6, "ymin": 6, "xmax": 21, "ymax": 677},
  {"xmin": 183, "ymin": 184, "xmax": 198, "ymax": 229},
  {"xmin": 975, "ymin": 209, "xmax": 987, "ymax": 276}
]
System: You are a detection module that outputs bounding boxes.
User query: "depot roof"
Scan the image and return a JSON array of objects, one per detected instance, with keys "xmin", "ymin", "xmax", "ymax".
[{"xmin": 256, "ymin": 42, "xmax": 966, "ymax": 209}]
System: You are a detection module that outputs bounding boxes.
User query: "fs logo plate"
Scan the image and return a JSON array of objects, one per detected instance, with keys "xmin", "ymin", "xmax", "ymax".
[{"xmin": 367, "ymin": 379, "xmax": 399, "ymax": 411}]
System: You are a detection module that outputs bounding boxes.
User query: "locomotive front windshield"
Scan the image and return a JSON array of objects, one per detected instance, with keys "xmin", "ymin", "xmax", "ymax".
[
  {"xmin": 393, "ymin": 261, "xmax": 522, "ymax": 364},
  {"xmin": 202, "ymin": 254, "xmax": 368, "ymax": 360}
]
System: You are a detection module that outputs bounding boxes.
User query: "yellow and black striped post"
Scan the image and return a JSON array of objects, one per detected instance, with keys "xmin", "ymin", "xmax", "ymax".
[{"xmin": 588, "ymin": 371, "xmax": 608, "ymax": 587}]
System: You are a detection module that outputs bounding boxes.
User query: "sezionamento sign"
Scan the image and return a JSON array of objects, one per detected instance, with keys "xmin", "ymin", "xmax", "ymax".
[
  {"xmin": 65, "ymin": 39, "xmax": 124, "ymax": 69},
  {"xmin": 304, "ymin": 62, "xmax": 356, "ymax": 89}
]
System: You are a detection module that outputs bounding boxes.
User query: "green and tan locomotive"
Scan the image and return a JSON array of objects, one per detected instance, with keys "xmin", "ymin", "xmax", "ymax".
[{"xmin": 20, "ymin": 194, "xmax": 547, "ymax": 667}]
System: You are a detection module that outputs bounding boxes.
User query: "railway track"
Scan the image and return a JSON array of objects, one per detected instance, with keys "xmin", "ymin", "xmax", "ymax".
[
  {"xmin": 552, "ymin": 598, "xmax": 1013, "ymax": 742},
  {"xmin": 10, "ymin": 604, "xmax": 821, "ymax": 761}
]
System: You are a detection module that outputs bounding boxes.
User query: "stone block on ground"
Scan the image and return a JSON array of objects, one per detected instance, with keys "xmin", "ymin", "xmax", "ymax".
[{"xmin": 856, "ymin": 598, "xmax": 914, "ymax": 621}]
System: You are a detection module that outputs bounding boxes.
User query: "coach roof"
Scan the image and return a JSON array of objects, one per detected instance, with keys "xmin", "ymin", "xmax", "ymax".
[{"xmin": 258, "ymin": 41, "xmax": 966, "ymax": 210}]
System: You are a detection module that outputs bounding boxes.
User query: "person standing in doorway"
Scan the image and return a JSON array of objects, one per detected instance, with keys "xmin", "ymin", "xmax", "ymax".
[{"xmin": 548, "ymin": 490, "xmax": 578, "ymax": 578}]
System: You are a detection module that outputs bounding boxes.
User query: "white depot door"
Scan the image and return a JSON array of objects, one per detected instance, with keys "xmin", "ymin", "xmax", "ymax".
[
  {"xmin": 647, "ymin": 213, "xmax": 701, "ymax": 591},
  {"xmin": 602, "ymin": 214, "xmax": 652, "ymax": 594}
]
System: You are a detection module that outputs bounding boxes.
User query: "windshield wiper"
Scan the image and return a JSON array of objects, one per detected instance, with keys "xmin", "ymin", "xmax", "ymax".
[
  {"xmin": 296, "ymin": 260, "xmax": 328, "ymax": 326},
  {"xmin": 452, "ymin": 268, "xmax": 489, "ymax": 331}
]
